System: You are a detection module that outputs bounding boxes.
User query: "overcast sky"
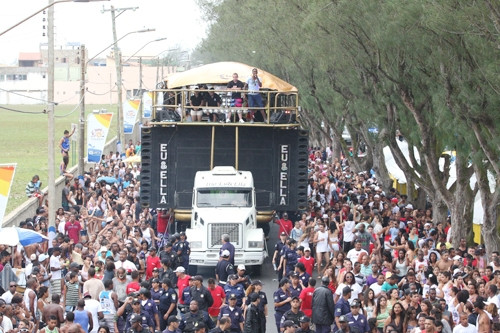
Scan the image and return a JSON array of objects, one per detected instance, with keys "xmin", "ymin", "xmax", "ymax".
[{"xmin": 0, "ymin": 0, "xmax": 207, "ymax": 65}]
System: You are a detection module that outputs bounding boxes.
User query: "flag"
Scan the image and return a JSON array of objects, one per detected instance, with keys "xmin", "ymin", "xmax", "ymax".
[
  {"xmin": 87, "ymin": 113, "xmax": 113, "ymax": 163},
  {"xmin": 0, "ymin": 164, "xmax": 16, "ymax": 227},
  {"xmin": 143, "ymin": 91, "xmax": 153, "ymax": 119},
  {"xmin": 123, "ymin": 99, "xmax": 140, "ymax": 134}
]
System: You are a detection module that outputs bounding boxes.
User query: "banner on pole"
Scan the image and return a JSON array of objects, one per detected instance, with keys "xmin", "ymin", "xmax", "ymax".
[
  {"xmin": 123, "ymin": 99, "xmax": 140, "ymax": 134},
  {"xmin": 143, "ymin": 91, "xmax": 153, "ymax": 119},
  {"xmin": 87, "ymin": 113, "xmax": 113, "ymax": 163},
  {"xmin": 0, "ymin": 164, "xmax": 16, "ymax": 227}
]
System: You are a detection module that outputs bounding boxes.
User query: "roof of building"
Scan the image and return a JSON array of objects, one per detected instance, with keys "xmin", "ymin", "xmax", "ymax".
[{"xmin": 18, "ymin": 53, "xmax": 41, "ymax": 61}]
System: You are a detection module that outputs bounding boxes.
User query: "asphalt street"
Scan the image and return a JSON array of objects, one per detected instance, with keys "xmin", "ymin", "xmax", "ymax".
[{"xmin": 193, "ymin": 221, "xmax": 283, "ymax": 332}]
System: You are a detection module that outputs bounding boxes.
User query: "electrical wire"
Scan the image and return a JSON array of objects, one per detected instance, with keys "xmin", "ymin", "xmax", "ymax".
[
  {"xmin": 0, "ymin": 87, "xmax": 55, "ymax": 104},
  {"xmin": 0, "ymin": 105, "xmax": 46, "ymax": 114}
]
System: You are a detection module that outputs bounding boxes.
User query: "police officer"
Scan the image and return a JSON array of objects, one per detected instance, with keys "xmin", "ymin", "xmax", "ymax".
[
  {"xmin": 283, "ymin": 239, "xmax": 299, "ymax": 277},
  {"xmin": 127, "ymin": 313, "xmax": 150, "ymax": 333},
  {"xmin": 174, "ymin": 232, "xmax": 190, "ymax": 270},
  {"xmin": 280, "ymin": 296, "xmax": 305, "ymax": 331},
  {"xmin": 179, "ymin": 300, "xmax": 215, "ymax": 333},
  {"xmin": 289, "ymin": 273, "xmax": 303, "ymax": 298},
  {"xmin": 243, "ymin": 293, "xmax": 264, "ymax": 333},
  {"xmin": 189, "ymin": 275, "xmax": 214, "ymax": 313},
  {"xmin": 273, "ymin": 232, "xmax": 288, "ymax": 282},
  {"xmin": 218, "ymin": 295, "xmax": 244, "ymax": 333},
  {"xmin": 123, "ymin": 298, "xmax": 155, "ymax": 332},
  {"xmin": 334, "ymin": 287, "xmax": 352, "ymax": 329},
  {"xmin": 274, "ymin": 278, "xmax": 293, "ymax": 333},
  {"xmin": 295, "ymin": 262, "xmax": 310, "ymax": 288},
  {"xmin": 138, "ymin": 288, "xmax": 160, "ymax": 332},
  {"xmin": 345, "ymin": 300, "xmax": 369, "ymax": 333},
  {"xmin": 223, "ymin": 275, "xmax": 246, "ymax": 307},
  {"xmin": 159, "ymin": 242, "xmax": 178, "ymax": 270},
  {"xmin": 215, "ymin": 250, "xmax": 235, "ymax": 286},
  {"xmin": 159, "ymin": 259, "xmax": 176, "ymax": 287},
  {"xmin": 296, "ymin": 316, "xmax": 314, "ymax": 333},
  {"xmin": 159, "ymin": 279, "xmax": 178, "ymax": 331},
  {"xmin": 235, "ymin": 264, "xmax": 251, "ymax": 290}
]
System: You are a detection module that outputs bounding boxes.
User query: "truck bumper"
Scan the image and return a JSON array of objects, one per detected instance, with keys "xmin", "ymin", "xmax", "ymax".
[{"xmin": 189, "ymin": 250, "xmax": 266, "ymax": 266}]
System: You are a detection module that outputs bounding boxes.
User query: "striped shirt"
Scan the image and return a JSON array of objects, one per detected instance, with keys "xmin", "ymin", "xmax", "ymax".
[{"xmin": 65, "ymin": 281, "xmax": 80, "ymax": 307}]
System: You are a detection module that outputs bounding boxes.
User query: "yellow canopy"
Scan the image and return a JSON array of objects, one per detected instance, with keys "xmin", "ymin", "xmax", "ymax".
[{"xmin": 166, "ymin": 62, "xmax": 297, "ymax": 92}]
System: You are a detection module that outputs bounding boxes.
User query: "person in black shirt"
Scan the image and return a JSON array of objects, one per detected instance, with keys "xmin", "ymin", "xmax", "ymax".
[
  {"xmin": 226, "ymin": 73, "xmax": 245, "ymax": 123},
  {"xmin": 204, "ymin": 88, "xmax": 222, "ymax": 122},
  {"xmin": 190, "ymin": 88, "xmax": 204, "ymax": 122}
]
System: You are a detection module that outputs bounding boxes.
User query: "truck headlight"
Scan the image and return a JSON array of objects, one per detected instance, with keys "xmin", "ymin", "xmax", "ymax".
[
  {"xmin": 190, "ymin": 241, "xmax": 202, "ymax": 249},
  {"xmin": 248, "ymin": 241, "xmax": 263, "ymax": 248}
]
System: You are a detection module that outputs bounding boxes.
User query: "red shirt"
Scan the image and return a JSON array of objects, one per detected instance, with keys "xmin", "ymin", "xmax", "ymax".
[
  {"xmin": 157, "ymin": 212, "xmax": 169, "ymax": 234},
  {"xmin": 275, "ymin": 219, "xmax": 293, "ymax": 237},
  {"xmin": 208, "ymin": 285, "xmax": 226, "ymax": 317},
  {"xmin": 126, "ymin": 281, "xmax": 141, "ymax": 295},
  {"xmin": 299, "ymin": 286, "xmax": 315, "ymax": 317},
  {"xmin": 298, "ymin": 256, "xmax": 315, "ymax": 277},
  {"xmin": 145, "ymin": 255, "xmax": 161, "ymax": 279},
  {"xmin": 65, "ymin": 221, "xmax": 81, "ymax": 243},
  {"xmin": 177, "ymin": 275, "xmax": 191, "ymax": 304}
]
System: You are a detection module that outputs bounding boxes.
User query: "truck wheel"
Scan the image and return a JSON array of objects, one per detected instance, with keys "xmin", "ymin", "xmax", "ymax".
[{"xmin": 188, "ymin": 265, "xmax": 198, "ymax": 275}]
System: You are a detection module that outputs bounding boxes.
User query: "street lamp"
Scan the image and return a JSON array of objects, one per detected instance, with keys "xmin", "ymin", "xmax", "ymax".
[
  {"xmin": 78, "ymin": 29, "xmax": 155, "ymax": 175},
  {"xmin": 122, "ymin": 37, "xmax": 168, "ymax": 64}
]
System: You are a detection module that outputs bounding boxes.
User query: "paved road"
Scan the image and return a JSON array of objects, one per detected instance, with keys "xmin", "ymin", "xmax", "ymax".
[{"xmin": 192, "ymin": 221, "xmax": 283, "ymax": 332}]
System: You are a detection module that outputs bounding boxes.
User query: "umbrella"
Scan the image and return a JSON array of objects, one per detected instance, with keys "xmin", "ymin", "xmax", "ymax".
[
  {"xmin": 0, "ymin": 227, "xmax": 48, "ymax": 246},
  {"xmin": 96, "ymin": 176, "xmax": 118, "ymax": 184},
  {"xmin": 123, "ymin": 155, "xmax": 141, "ymax": 163}
]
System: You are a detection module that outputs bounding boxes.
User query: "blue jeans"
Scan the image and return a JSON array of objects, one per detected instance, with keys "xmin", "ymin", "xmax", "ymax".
[{"xmin": 248, "ymin": 94, "xmax": 263, "ymax": 108}]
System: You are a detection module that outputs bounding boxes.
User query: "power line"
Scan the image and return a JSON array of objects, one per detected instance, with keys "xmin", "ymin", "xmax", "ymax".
[{"xmin": 0, "ymin": 105, "xmax": 46, "ymax": 114}]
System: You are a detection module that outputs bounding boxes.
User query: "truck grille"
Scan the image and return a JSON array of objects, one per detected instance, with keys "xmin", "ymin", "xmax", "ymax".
[{"xmin": 209, "ymin": 223, "xmax": 240, "ymax": 247}]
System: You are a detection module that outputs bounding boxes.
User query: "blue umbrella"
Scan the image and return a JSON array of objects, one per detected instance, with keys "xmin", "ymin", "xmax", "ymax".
[
  {"xmin": 96, "ymin": 176, "xmax": 118, "ymax": 184},
  {"xmin": 0, "ymin": 227, "xmax": 48, "ymax": 246}
]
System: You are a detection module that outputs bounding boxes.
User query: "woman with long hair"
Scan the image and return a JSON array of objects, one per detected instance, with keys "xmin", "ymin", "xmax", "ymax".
[
  {"xmin": 335, "ymin": 271, "xmax": 362, "ymax": 303},
  {"xmin": 404, "ymin": 306, "xmax": 418, "ymax": 333},
  {"xmin": 393, "ymin": 249, "xmax": 409, "ymax": 282},
  {"xmin": 323, "ymin": 267, "xmax": 337, "ymax": 293},
  {"xmin": 313, "ymin": 223, "xmax": 330, "ymax": 278},
  {"xmin": 385, "ymin": 302, "xmax": 406, "ymax": 333},
  {"xmin": 328, "ymin": 221, "xmax": 341, "ymax": 257},
  {"xmin": 466, "ymin": 280, "xmax": 479, "ymax": 303},
  {"xmin": 375, "ymin": 295, "xmax": 390, "ymax": 333},
  {"xmin": 417, "ymin": 299, "xmax": 432, "ymax": 319},
  {"xmin": 362, "ymin": 288, "xmax": 376, "ymax": 319},
  {"xmin": 387, "ymin": 288, "xmax": 400, "ymax": 311}
]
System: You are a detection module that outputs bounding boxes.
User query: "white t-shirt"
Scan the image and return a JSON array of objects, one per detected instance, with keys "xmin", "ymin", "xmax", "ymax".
[
  {"xmin": 114, "ymin": 260, "xmax": 137, "ymax": 272},
  {"xmin": 346, "ymin": 248, "xmax": 368, "ymax": 263},
  {"xmin": 1, "ymin": 316, "xmax": 13, "ymax": 332},
  {"xmin": 336, "ymin": 282, "xmax": 363, "ymax": 303},
  {"xmin": 50, "ymin": 255, "xmax": 62, "ymax": 280},
  {"xmin": 452, "ymin": 323, "xmax": 477, "ymax": 333},
  {"xmin": 343, "ymin": 221, "xmax": 356, "ymax": 242},
  {"xmin": 370, "ymin": 283, "xmax": 383, "ymax": 297},
  {"xmin": 84, "ymin": 298, "xmax": 103, "ymax": 333}
]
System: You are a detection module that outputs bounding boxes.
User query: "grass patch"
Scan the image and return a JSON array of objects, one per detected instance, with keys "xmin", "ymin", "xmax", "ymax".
[{"xmin": 0, "ymin": 104, "xmax": 120, "ymax": 214}]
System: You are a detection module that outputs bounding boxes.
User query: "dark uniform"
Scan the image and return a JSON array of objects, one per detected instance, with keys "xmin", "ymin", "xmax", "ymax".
[
  {"xmin": 223, "ymin": 283, "xmax": 245, "ymax": 307},
  {"xmin": 173, "ymin": 239, "xmax": 190, "ymax": 270},
  {"xmin": 159, "ymin": 247, "xmax": 178, "ymax": 268},
  {"xmin": 346, "ymin": 313, "xmax": 370, "ymax": 333},
  {"xmin": 215, "ymin": 260, "xmax": 235, "ymax": 286},
  {"xmin": 190, "ymin": 285, "xmax": 214, "ymax": 312},
  {"xmin": 274, "ymin": 241, "xmax": 286, "ymax": 281},
  {"xmin": 284, "ymin": 247, "xmax": 299, "ymax": 275},
  {"xmin": 280, "ymin": 309, "xmax": 306, "ymax": 329},
  {"xmin": 289, "ymin": 284, "xmax": 303, "ymax": 298},
  {"xmin": 299, "ymin": 272, "xmax": 310, "ymax": 288},
  {"xmin": 243, "ymin": 303, "xmax": 265, "ymax": 333},
  {"xmin": 218, "ymin": 304, "xmax": 244, "ymax": 333},
  {"xmin": 220, "ymin": 243, "xmax": 236, "ymax": 266},
  {"xmin": 151, "ymin": 287, "xmax": 164, "ymax": 305},
  {"xmin": 159, "ymin": 287, "xmax": 178, "ymax": 331},
  {"xmin": 274, "ymin": 288, "xmax": 291, "ymax": 332},
  {"xmin": 179, "ymin": 310, "xmax": 215, "ymax": 333},
  {"xmin": 141, "ymin": 297, "xmax": 159, "ymax": 329},
  {"xmin": 124, "ymin": 310, "xmax": 155, "ymax": 331}
]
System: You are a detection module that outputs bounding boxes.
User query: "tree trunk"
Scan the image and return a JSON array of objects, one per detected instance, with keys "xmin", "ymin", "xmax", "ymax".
[
  {"xmin": 481, "ymin": 196, "xmax": 500, "ymax": 259},
  {"xmin": 448, "ymin": 190, "xmax": 475, "ymax": 248},
  {"xmin": 430, "ymin": 193, "xmax": 449, "ymax": 227},
  {"xmin": 371, "ymin": 143, "xmax": 393, "ymax": 192},
  {"xmin": 332, "ymin": 139, "xmax": 342, "ymax": 163}
]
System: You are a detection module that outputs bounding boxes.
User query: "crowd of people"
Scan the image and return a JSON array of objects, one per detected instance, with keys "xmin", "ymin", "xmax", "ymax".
[{"xmin": 4, "ymin": 143, "xmax": 500, "ymax": 333}]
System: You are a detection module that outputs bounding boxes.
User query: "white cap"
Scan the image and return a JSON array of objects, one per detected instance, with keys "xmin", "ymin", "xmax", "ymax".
[
  {"xmin": 221, "ymin": 250, "xmax": 230, "ymax": 257},
  {"xmin": 374, "ymin": 186, "xmax": 380, "ymax": 191},
  {"xmin": 374, "ymin": 194, "xmax": 380, "ymax": 199},
  {"xmin": 304, "ymin": 247, "xmax": 311, "ymax": 252},
  {"xmin": 453, "ymin": 255, "xmax": 462, "ymax": 261},
  {"xmin": 237, "ymin": 264, "xmax": 246, "ymax": 270},
  {"xmin": 30, "ymin": 254, "xmax": 37, "ymax": 261},
  {"xmin": 424, "ymin": 223, "xmax": 431, "ymax": 228},
  {"xmin": 106, "ymin": 216, "xmax": 113, "ymax": 222},
  {"xmin": 406, "ymin": 204, "xmax": 414, "ymax": 210},
  {"xmin": 99, "ymin": 246, "xmax": 108, "ymax": 253},
  {"xmin": 322, "ymin": 214, "xmax": 328, "ymax": 219},
  {"xmin": 38, "ymin": 254, "xmax": 48, "ymax": 262},
  {"xmin": 174, "ymin": 266, "xmax": 185, "ymax": 273},
  {"xmin": 105, "ymin": 184, "xmax": 111, "ymax": 191}
]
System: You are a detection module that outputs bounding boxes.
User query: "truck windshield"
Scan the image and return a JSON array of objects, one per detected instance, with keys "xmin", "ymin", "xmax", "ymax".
[{"xmin": 196, "ymin": 188, "xmax": 252, "ymax": 207}]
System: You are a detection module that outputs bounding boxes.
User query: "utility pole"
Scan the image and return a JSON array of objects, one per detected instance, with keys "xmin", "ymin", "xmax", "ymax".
[
  {"xmin": 139, "ymin": 56, "xmax": 143, "ymax": 133},
  {"xmin": 78, "ymin": 45, "xmax": 86, "ymax": 176},
  {"xmin": 47, "ymin": 0, "xmax": 56, "ymax": 229},
  {"xmin": 102, "ymin": 5, "xmax": 138, "ymax": 154}
]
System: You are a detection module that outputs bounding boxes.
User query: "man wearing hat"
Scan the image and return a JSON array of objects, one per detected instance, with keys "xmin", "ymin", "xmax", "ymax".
[
  {"xmin": 212, "ymin": 317, "xmax": 232, "ymax": 333},
  {"xmin": 275, "ymin": 212, "xmax": 293, "ymax": 238},
  {"xmin": 311, "ymin": 276, "xmax": 335, "ymax": 333},
  {"xmin": 145, "ymin": 247, "xmax": 161, "ymax": 279},
  {"xmin": 173, "ymin": 232, "xmax": 190, "ymax": 270},
  {"xmin": 163, "ymin": 315, "xmax": 181, "ymax": 333},
  {"xmin": 179, "ymin": 300, "xmax": 215, "ymax": 333},
  {"xmin": 243, "ymin": 292, "xmax": 264, "ymax": 333},
  {"xmin": 282, "ymin": 320, "xmax": 298, "ymax": 333},
  {"xmin": 273, "ymin": 231, "xmax": 289, "ymax": 281},
  {"xmin": 220, "ymin": 234, "xmax": 235, "ymax": 266},
  {"xmin": 159, "ymin": 242, "xmax": 178, "ymax": 271},
  {"xmin": 334, "ymin": 286, "xmax": 352, "ymax": 329},
  {"xmin": 235, "ymin": 264, "xmax": 251, "ymax": 290},
  {"xmin": 280, "ymin": 296, "xmax": 305, "ymax": 331},
  {"xmin": 126, "ymin": 313, "xmax": 150, "ymax": 333},
  {"xmin": 297, "ymin": 247, "xmax": 315, "ymax": 277},
  {"xmin": 224, "ymin": 275, "xmax": 245, "ymax": 307},
  {"xmin": 283, "ymin": 239, "xmax": 300, "ymax": 277},
  {"xmin": 296, "ymin": 316, "xmax": 313, "ymax": 333},
  {"xmin": 121, "ymin": 296, "xmax": 155, "ymax": 332},
  {"xmin": 189, "ymin": 275, "xmax": 214, "ymax": 312},
  {"xmin": 345, "ymin": 300, "xmax": 369, "ymax": 333},
  {"xmin": 215, "ymin": 250, "xmax": 235, "ymax": 286},
  {"xmin": 289, "ymin": 273, "xmax": 303, "ymax": 298},
  {"xmin": 335, "ymin": 315, "xmax": 361, "ymax": 333},
  {"xmin": 218, "ymin": 294, "xmax": 244, "ymax": 332}
]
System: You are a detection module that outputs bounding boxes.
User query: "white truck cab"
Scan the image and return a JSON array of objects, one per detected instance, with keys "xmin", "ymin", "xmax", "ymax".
[{"xmin": 185, "ymin": 166, "xmax": 267, "ymax": 269}]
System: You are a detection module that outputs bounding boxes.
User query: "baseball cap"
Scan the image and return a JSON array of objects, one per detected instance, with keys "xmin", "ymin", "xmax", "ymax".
[
  {"xmin": 167, "ymin": 316, "xmax": 179, "ymax": 325},
  {"xmin": 339, "ymin": 315, "xmax": 348, "ymax": 322},
  {"xmin": 283, "ymin": 320, "xmax": 297, "ymax": 328},
  {"xmin": 406, "ymin": 204, "xmax": 414, "ymax": 210},
  {"xmin": 453, "ymin": 255, "xmax": 462, "ymax": 261},
  {"xmin": 194, "ymin": 322, "xmax": 206, "ymax": 331},
  {"xmin": 222, "ymin": 250, "xmax": 230, "ymax": 257},
  {"xmin": 342, "ymin": 286, "xmax": 352, "ymax": 295},
  {"xmin": 99, "ymin": 246, "xmax": 108, "ymax": 253},
  {"xmin": 391, "ymin": 198, "xmax": 399, "ymax": 204},
  {"xmin": 132, "ymin": 298, "xmax": 141, "ymax": 304},
  {"xmin": 237, "ymin": 264, "xmax": 246, "ymax": 270},
  {"xmin": 129, "ymin": 313, "xmax": 141, "ymax": 323},
  {"xmin": 229, "ymin": 274, "xmax": 239, "ymax": 280},
  {"xmin": 280, "ymin": 232, "xmax": 287, "ymax": 237},
  {"xmin": 192, "ymin": 275, "xmax": 203, "ymax": 282},
  {"xmin": 299, "ymin": 316, "xmax": 311, "ymax": 323},
  {"xmin": 251, "ymin": 280, "xmax": 263, "ymax": 286},
  {"xmin": 229, "ymin": 294, "xmax": 237, "ymax": 300},
  {"xmin": 248, "ymin": 292, "xmax": 259, "ymax": 302},
  {"xmin": 38, "ymin": 254, "xmax": 48, "ymax": 262},
  {"xmin": 70, "ymin": 262, "xmax": 79, "ymax": 269},
  {"xmin": 351, "ymin": 299, "xmax": 361, "ymax": 307},
  {"xmin": 174, "ymin": 266, "xmax": 185, "ymax": 273},
  {"xmin": 30, "ymin": 254, "xmax": 37, "ymax": 261},
  {"xmin": 304, "ymin": 247, "xmax": 311, "ymax": 252}
]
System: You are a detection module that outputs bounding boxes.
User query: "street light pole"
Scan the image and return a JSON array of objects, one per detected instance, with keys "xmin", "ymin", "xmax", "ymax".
[
  {"xmin": 110, "ymin": 6, "xmax": 125, "ymax": 152},
  {"xmin": 47, "ymin": 0, "xmax": 56, "ymax": 229},
  {"xmin": 78, "ymin": 45, "xmax": 86, "ymax": 176}
]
